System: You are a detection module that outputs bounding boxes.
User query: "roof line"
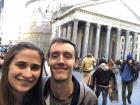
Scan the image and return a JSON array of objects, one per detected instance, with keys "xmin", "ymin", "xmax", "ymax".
[
  {"xmin": 57, "ymin": 0, "xmax": 113, "ymax": 19},
  {"xmin": 122, "ymin": 0, "xmax": 140, "ymax": 20}
]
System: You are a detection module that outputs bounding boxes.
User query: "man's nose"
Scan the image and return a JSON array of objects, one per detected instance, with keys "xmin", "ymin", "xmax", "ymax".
[{"xmin": 58, "ymin": 55, "xmax": 65, "ymax": 63}]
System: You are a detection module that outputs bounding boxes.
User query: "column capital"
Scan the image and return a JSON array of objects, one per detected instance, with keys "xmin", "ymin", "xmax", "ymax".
[
  {"xmin": 134, "ymin": 32, "xmax": 138, "ymax": 35},
  {"xmin": 97, "ymin": 24, "xmax": 101, "ymax": 29},
  {"xmin": 73, "ymin": 19, "xmax": 79, "ymax": 23},
  {"xmin": 117, "ymin": 28, "xmax": 121, "ymax": 31},
  {"xmin": 126, "ymin": 30, "xmax": 130, "ymax": 34},
  {"xmin": 68, "ymin": 22, "xmax": 73, "ymax": 26},
  {"xmin": 85, "ymin": 22, "xmax": 90, "ymax": 27},
  {"xmin": 107, "ymin": 26, "xmax": 112, "ymax": 30}
]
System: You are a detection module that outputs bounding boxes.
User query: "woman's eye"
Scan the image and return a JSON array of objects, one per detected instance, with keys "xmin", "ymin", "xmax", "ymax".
[
  {"xmin": 16, "ymin": 63, "xmax": 26, "ymax": 69},
  {"xmin": 31, "ymin": 64, "xmax": 40, "ymax": 71}
]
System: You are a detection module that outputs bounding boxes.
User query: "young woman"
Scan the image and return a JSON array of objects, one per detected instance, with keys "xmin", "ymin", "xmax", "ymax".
[{"xmin": 0, "ymin": 42, "xmax": 45, "ymax": 105}]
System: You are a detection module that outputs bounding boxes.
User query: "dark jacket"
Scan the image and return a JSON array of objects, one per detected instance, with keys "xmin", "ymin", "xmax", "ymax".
[
  {"xmin": 42, "ymin": 76, "xmax": 98, "ymax": 105},
  {"xmin": 88, "ymin": 63, "xmax": 116, "ymax": 89}
]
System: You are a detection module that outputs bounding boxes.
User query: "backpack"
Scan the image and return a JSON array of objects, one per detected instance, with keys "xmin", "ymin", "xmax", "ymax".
[{"xmin": 96, "ymin": 68, "xmax": 110, "ymax": 85}]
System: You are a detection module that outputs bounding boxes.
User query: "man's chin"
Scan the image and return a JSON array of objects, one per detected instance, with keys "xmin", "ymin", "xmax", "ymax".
[{"xmin": 53, "ymin": 76, "xmax": 67, "ymax": 82}]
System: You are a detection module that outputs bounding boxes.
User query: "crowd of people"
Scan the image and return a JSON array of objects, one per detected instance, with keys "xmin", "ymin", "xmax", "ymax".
[{"xmin": 0, "ymin": 37, "xmax": 139, "ymax": 105}]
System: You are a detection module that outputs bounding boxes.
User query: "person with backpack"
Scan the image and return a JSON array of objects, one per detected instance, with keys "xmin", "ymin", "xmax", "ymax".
[
  {"xmin": 80, "ymin": 53, "xmax": 96, "ymax": 84},
  {"xmin": 88, "ymin": 58, "xmax": 116, "ymax": 105},
  {"xmin": 43, "ymin": 38, "xmax": 98, "ymax": 105},
  {"xmin": 120, "ymin": 54, "xmax": 139, "ymax": 105}
]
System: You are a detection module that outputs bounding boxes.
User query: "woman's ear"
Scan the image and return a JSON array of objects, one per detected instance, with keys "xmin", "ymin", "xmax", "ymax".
[
  {"xmin": 47, "ymin": 59, "xmax": 50, "ymax": 66},
  {"xmin": 74, "ymin": 60, "xmax": 79, "ymax": 67},
  {"xmin": 45, "ymin": 57, "xmax": 50, "ymax": 66}
]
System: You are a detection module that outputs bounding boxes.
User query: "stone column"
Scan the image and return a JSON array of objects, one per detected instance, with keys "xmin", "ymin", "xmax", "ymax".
[
  {"xmin": 124, "ymin": 30, "xmax": 130, "ymax": 60},
  {"xmin": 94, "ymin": 24, "xmax": 101, "ymax": 59},
  {"xmin": 88, "ymin": 24, "xmax": 94, "ymax": 53},
  {"xmin": 51, "ymin": 24, "xmax": 57, "ymax": 39},
  {"xmin": 63, "ymin": 26, "xmax": 67, "ymax": 38},
  {"xmin": 105, "ymin": 26, "xmax": 111, "ymax": 60},
  {"xmin": 132, "ymin": 32, "xmax": 137, "ymax": 60},
  {"xmin": 58, "ymin": 25, "xmax": 62, "ymax": 37},
  {"xmin": 67, "ymin": 22, "xmax": 72, "ymax": 40},
  {"xmin": 61, "ymin": 26, "xmax": 64, "ymax": 37},
  {"xmin": 115, "ymin": 28, "xmax": 121, "ymax": 60},
  {"xmin": 82, "ymin": 22, "xmax": 90, "ymax": 57},
  {"xmin": 72, "ymin": 20, "xmax": 78, "ymax": 44}
]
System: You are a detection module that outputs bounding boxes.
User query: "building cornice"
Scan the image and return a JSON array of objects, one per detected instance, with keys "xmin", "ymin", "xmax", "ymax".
[{"xmin": 55, "ymin": 8, "xmax": 140, "ymax": 33}]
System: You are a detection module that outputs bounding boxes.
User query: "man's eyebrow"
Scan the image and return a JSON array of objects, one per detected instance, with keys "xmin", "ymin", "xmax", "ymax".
[{"xmin": 50, "ymin": 51, "xmax": 59, "ymax": 54}]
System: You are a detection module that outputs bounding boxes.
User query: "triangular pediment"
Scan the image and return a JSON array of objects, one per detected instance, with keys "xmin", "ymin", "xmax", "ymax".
[{"xmin": 70, "ymin": 0, "xmax": 140, "ymax": 24}]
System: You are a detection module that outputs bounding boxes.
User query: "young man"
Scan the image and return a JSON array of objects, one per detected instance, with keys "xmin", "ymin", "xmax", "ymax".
[
  {"xmin": 43, "ymin": 38, "xmax": 98, "ymax": 105},
  {"xmin": 120, "ymin": 54, "xmax": 139, "ymax": 105},
  {"xmin": 88, "ymin": 58, "xmax": 116, "ymax": 105}
]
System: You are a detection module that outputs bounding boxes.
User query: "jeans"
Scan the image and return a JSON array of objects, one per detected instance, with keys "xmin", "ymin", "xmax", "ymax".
[
  {"xmin": 122, "ymin": 81, "xmax": 133, "ymax": 105},
  {"xmin": 95, "ymin": 85, "xmax": 108, "ymax": 105}
]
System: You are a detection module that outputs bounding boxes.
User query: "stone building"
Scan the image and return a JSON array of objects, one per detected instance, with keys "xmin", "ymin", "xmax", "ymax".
[
  {"xmin": 17, "ymin": 0, "xmax": 53, "ymax": 53},
  {"xmin": 51, "ymin": 0, "xmax": 140, "ymax": 61},
  {"xmin": 18, "ymin": 0, "xmax": 140, "ymax": 61}
]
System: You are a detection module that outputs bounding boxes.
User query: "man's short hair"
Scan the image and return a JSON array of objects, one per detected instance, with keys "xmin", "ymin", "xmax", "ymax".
[
  {"xmin": 87, "ymin": 53, "xmax": 92, "ymax": 57},
  {"xmin": 47, "ymin": 38, "xmax": 78, "ymax": 60}
]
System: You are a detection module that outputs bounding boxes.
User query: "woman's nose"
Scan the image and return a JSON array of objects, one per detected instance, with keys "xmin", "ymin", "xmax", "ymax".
[{"xmin": 22, "ymin": 68, "xmax": 33, "ymax": 78}]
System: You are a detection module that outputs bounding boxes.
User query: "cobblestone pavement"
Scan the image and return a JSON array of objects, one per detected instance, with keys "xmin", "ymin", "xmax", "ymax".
[{"xmin": 72, "ymin": 70, "xmax": 140, "ymax": 105}]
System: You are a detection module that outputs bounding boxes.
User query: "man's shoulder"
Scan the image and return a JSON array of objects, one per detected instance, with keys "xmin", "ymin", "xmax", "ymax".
[
  {"xmin": 42, "ymin": 76, "xmax": 51, "ymax": 96},
  {"xmin": 78, "ymin": 82, "xmax": 97, "ymax": 104}
]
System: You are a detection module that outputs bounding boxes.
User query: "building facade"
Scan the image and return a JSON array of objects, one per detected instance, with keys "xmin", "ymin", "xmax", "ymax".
[
  {"xmin": 0, "ymin": 0, "xmax": 4, "ymax": 15},
  {"xmin": 51, "ymin": 0, "xmax": 140, "ymax": 61},
  {"xmin": 17, "ymin": 0, "xmax": 53, "ymax": 53},
  {"xmin": 18, "ymin": 0, "xmax": 140, "ymax": 61}
]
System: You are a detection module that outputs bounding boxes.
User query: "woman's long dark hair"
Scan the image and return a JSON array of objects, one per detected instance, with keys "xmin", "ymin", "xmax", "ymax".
[{"xmin": 0, "ymin": 42, "xmax": 45, "ymax": 105}]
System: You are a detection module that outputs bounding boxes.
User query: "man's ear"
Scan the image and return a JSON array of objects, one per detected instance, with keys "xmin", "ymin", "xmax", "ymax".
[{"xmin": 45, "ymin": 57, "xmax": 50, "ymax": 66}]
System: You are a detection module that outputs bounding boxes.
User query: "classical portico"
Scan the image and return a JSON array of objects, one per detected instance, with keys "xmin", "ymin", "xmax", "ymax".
[{"xmin": 52, "ymin": 0, "xmax": 140, "ymax": 61}]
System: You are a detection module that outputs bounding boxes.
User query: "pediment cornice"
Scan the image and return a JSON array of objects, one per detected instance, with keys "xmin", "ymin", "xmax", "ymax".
[{"xmin": 55, "ymin": 8, "xmax": 140, "ymax": 33}]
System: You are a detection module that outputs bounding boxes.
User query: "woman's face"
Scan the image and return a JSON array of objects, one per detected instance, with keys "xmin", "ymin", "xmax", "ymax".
[{"xmin": 8, "ymin": 49, "xmax": 42, "ymax": 94}]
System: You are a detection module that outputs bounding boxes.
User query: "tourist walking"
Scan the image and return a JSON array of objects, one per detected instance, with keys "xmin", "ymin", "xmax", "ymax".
[
  {"xmin": 80, "ymin": 53, "xmax": 95, "ymax": 84},
  {"xmin": 120, "ymin": 54, "xmax": 139, "ymax": 105},
  {"xmin": 88, "ymin": 58, "xmax": 117, "ymax": 105}
]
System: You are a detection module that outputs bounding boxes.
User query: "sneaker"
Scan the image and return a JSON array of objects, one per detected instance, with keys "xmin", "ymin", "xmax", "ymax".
[{"xmin": 127, "ymin": 97, "xmax": 131, "ymax": 104}]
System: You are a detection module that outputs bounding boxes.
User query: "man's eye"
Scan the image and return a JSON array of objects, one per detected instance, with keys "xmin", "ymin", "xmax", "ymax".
[
  {"xmin": 64, "ymin": 55, "xmax": 72, "ymax": 59},
  {"xmin": 64, "ymin": 52, "xmax": 73, "ymax": 59},
  {"xmin": 50, "ymin": 54, "xmax": 59, "ymax": 59}
]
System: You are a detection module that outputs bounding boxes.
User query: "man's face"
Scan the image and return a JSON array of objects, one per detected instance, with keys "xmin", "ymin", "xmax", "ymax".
[
  {"xmin": 128, "ymin": 60, "xmax": 132, "ymax": 64},
  {"xmin": 48, "ymin": 42, "xmax": 76, "ymax": 81}
]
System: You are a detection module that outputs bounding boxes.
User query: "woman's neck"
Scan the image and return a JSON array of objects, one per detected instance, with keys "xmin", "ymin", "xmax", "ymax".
[{"xmin": 12, "ymin": 89, "xmax": 24, "ymax": 105}]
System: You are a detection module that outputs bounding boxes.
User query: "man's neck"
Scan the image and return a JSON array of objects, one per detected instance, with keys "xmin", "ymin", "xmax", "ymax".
[{"xmin": 50, "ymin": 79, "xmax": 74, "ymax": 101}]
